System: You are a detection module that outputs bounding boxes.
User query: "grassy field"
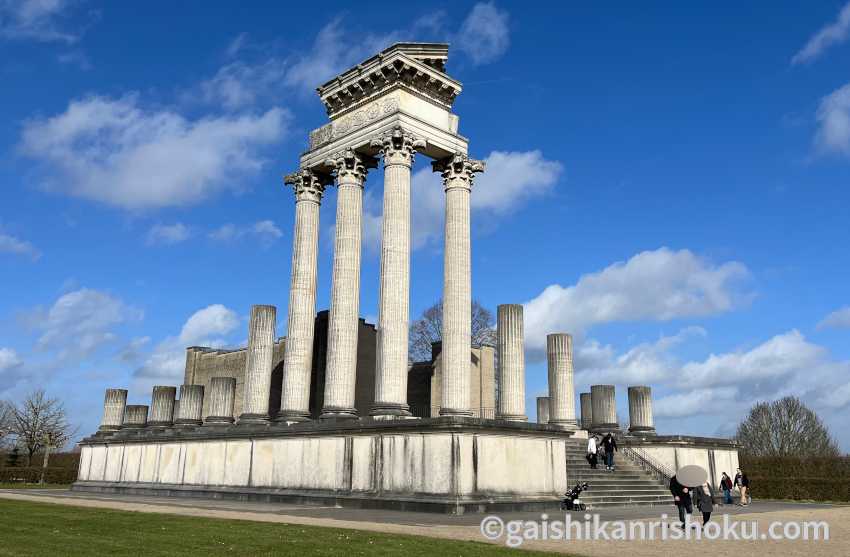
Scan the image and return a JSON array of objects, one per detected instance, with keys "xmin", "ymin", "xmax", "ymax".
[{"xmin": 0, "ymin": 499, "xmax": 559, "ymax": 556}]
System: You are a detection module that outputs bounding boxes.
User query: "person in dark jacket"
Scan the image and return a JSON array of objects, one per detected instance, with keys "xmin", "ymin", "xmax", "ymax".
[
  {"xmin": 602, "ymin": 433, "xmax": 618, "ymax": 471},
  {"xmin": 720, "ymin": 472, "xmax": 733, "ymax": 505},
  {"xmin": 734, "ymin": 468, "xmax": 751, "ymax": 506},
  {"xmin": 669, "ymin": 475, "xmax": 694, "ymax": 528},
  {"xmin": 695, "ymin": 482, "xmax": 715, "ymax": 524}
]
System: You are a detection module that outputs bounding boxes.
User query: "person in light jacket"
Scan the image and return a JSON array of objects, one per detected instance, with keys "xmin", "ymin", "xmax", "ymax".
[
  {"xmin": 586, "ymin": 435, "xmax": 599, "ymax": 469},
  {"xmin": 734, "ymin": 468, "xmax": 751, "ymax": 506},
  {"xmin": 695, "ymin": 482, "xmax": 715, "ymax": 524}
]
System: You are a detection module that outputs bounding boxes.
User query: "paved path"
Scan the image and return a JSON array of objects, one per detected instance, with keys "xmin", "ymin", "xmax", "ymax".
[{"xmin": 0, "ymin": 489, "xmax": 845, "ymax": 556}]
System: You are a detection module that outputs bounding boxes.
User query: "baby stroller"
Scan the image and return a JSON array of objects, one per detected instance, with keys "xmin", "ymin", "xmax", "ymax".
[{"xmin": 560, "ymin": 481, "xmax": 590, "ymax": 511}]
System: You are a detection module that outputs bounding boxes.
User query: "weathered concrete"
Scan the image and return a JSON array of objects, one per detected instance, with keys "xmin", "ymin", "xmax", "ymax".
[
  {"xmin": 239, "ymin": 305, "xmax": 276, "ymax": 424},
  {"xmin": 123, "ymin": 405, "xmax": 148, "ymax": 429},
  {"xmin": 536, "ymin": 397, "xmax": 550, "ymax": 425},
  {"xmin": 496, "ymin": 304, "xmax": 526, "ymax": 421},
  {"xmin": 322, "ymin": 150, "xmax": 376, "ymax": 420},
  {"xmin": 371, "ymin": 127, "xmax": 423, "ymax": 419},
  {"xmin": 99, "ymin": 389, "xmax": 127, "ymax": 432},
  {"xmin": 206, "ymin": 377, "xmax": 237, "ymax": 425},
  {"xmin": 628, "ymin": 386, "xmax": 656, "ymax": 435},
  {"xmin": 176, "ymin": 385, "xmax": 204, "ymax": 427},
  {"xmin": 279, "ymin": 170, "xmax": 329, "ymax": 422},
  {"xmin": 546, "ymin": 333, "xmax": 577, "ymax": 430},
  {"xmin": 590, "ymin": 384, "xmax": 618, "ymax": 431},
  {"xmin": 579, "ymin": 392, "xmax": 593, "ymax": 430},
  {"xmin": 433, "ymin": 154, "xmax": 484, "ymax": 417},
  {"xmin": 148, "ymin": 386, "xmax": 176, "ymax": 427}
]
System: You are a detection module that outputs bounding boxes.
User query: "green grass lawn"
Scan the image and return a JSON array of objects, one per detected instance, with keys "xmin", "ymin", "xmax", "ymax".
[{"xmin": 0, "ymin": 499, "xmax": 560, "ymax": 556}]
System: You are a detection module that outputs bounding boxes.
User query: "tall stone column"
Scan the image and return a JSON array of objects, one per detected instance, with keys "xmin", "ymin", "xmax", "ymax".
[
  {"xmin": 278, "ymin": 169, "xmax": 329, "ymax": 422},
  {"xmin": 628, "ymin": 386, "xmax": 656, "ymax": 434},
  {"xmin": 547, "ymin": 333, "xmax": 578, "ymax": 430},
  {"xmin": 321, "ymin": 149, "xmax": 376, "ymax": 420},
  {"xmin": 536, "ymin": 396, "xmax": 550, "ymax": 424},
  {"xmin": 123, "ymin": 405, "xmax": 148, "ymax": 428},
  {"xmin": 433, "ymin": 153, "xmax": 485, "ymax": 416},
  {"xmin": 239, "ymin": 305, "xmax": 276, "ymax": 423},
  {"xmin": 99, "ymin": 388, "xmax": 127, "ymax": 431},
  {"xmin": 497, "ymin": 304, "xmax": 526, "ymax": 421},
  {"xmin": 590, "ymin": 384, "xmax": 618, "ymax": 431},
  {"xmin": 148, "ymin": 386, "xmax": 176, "ymax": 427},
  {"xmin": 207, "ymin": 377, "xmax": 237, "ymax": 424},
  {"xmin": 579, "ymin": 392, "xmax": 593, "ymax": 430},
  {"xmin": 370, "ymin": 128, "xmax": 424, "ymax": 418},
  {"xmin": 176, "ymin": 384, "xmax": 204, "ymax": 426}
]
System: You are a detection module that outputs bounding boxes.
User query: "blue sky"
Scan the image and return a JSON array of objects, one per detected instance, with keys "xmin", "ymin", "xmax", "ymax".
[{"xmin": 2, "ymin": 1, "xmax": 850, "ymax": 449}]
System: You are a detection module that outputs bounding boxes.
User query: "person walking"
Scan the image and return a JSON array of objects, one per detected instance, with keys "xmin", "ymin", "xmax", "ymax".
[
  {"xmin": 695, "ymin": 482, "xmax": 714, "ymax": 525},
  {"xmin": 586, "ymin": 435, "xmax": 599, "ymax": 469},
  {"xmin": 734, "ymin": 468, "xmax": 751, "ymax": 506},
  {"xmin": 720, "ymin": 472, "xmax": 733, "ymax": 505},
  {"xmin": 669, "ymin": 474, "xmax": 694, "ymax": 529},
  {"xmin": 602, "ymin": 432, "xmax": 618, "ymax": 471}
]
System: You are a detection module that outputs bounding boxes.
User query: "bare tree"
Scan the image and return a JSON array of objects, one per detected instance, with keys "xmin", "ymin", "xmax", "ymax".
[
  {"xmin": 0, "ymin": 400, "xmax": 13, "ymax": 449},
  {"xmin": 735, "ymin": 396, "xmax": 839, "ymax": 457},
  {"xmin": 8, "ymin": 390, "xmax": 76, "ymax": 466},
  {"xmin": 409, "ymin": 299, "xmax": 497, "ymax": 363}
]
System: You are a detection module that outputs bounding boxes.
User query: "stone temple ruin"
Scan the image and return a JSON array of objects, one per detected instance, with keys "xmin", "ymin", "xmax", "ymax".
[{"xmin": 74, "ymin": 43, "xmax": 739, "ymax": 513}]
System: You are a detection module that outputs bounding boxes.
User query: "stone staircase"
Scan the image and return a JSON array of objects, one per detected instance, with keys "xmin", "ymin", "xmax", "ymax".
[{"xmin": 564, "ymin": 439, "xmax": 672, "ymax": 509}]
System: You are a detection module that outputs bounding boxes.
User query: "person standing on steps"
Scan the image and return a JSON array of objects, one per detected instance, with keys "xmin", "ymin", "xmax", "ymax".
[
  {"xmin": 720, "ymin": 472, "xmax": 733, "ymax": 505},
  {"xmin": 695, "ymin": 481, "xmax": 715, "ymax": 525},
  {"xmin": 602, "ymin": 432, "xmax": 618, "ymax": 471},
  {"xmin": 586, "ymin": 434, "xmax": 599, "ymax": 469}
]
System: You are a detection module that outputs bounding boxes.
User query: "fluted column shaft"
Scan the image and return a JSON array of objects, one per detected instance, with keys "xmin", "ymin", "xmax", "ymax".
[
  {"xmin": 434, "ymin": 154, "xmax": 484, "ymax": 416},
  {"xmin": 322, "ymin": 150, "xmax": 375, "ymax": 419},
  {"xmin": 207, "ymin": 377, "xmax": 237, "ymax": 424},
  {"xmin": 536, "ymin": 396, "xmax": 550, "ymax": 424},
  {"xmin": 148, "ymin": 386, "xmax": 176, "ymax": 427},
  {"xmin": 497, "ymin": 304, "xmax": 526, "ymax": 421},
  {"xmin": 176, "ymin": 384, "xmax": 204, "ymax": 426},
  {"xmin": 580, "ymin": 392, "xmax": 593, "ymax": 430},
  {"xmin": 123, "ymin": 405, "xmax": 148, "ymax": 428},
  {"xmin": 371, "ymin": 128, "xmax": 423, "ymax": 418},
  {"xmin": 99, "ymin": 388, "xmax": 127, "ymax": 431},
  {"xmin": 240, "ymin": 305, "xmax": 276, "ymax": 423},
  {"xmin": 279, "ymin": 170, "xmax": 328, "ymax": 421},
  {"xmin": 590, "ymin": 384, "xmax": 618, "ymax": 431},
  {"xmin": 628, "ymin": 386, "xmax": 656, "ymax": 434},
  {"xmin": 547, "ymin": 333, "xmax": 578, "ymax": 430}
]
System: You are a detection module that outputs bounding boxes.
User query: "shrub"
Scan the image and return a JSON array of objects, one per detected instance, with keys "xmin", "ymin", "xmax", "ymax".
[
  {"xmin": 0, "ymin": 467, "xmax": 77, "ymax": 485},
  {"xmin": 740, "ymin": 455, "xmax": 850, "ymax": 502}
]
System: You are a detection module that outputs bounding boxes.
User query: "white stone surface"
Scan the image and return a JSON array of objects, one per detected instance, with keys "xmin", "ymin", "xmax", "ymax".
[
  {"xmin": 241, "ymin": 305, "xmax": 276, "ymax": 420},
  {"xmin": 497, "ymin": 304, "xmax": 526, "ymax": 421},
  {"xmin": 590, "ymin": 384, "xmax": 618, "ymax": 429},
  {"xmin": 100, "ymin": 389, "xmax": 127, "ymax": 431},
  {"xmin": 149, "ymin": 386, "xmax": 176, "ymax": 426},
  {"xmin": 547, "ymin": 334, "xmax": 577, "ymax": 429},
  {"xmin": 177, "ymin": 385, "xmax": 204, "ymax": 425},
  {"xmin": 627, "ymin": 386, "xmax": 655, "ymax": 433},
  {"xmin": 536, "ymin": 397, "xmax": 550, "ymax": 424},
  {"xmin": 475, "ymin": 436, "xmax": 566, "ymax": 495},
  {"xmin": 207, "ymin": 376, "xmax": 237, "ymax": 423}
]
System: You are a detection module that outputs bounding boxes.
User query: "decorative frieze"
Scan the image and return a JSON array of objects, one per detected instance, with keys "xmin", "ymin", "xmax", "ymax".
[{"xmin": 310, "ymin": 95, "xmax": 400, "ymax": 150}]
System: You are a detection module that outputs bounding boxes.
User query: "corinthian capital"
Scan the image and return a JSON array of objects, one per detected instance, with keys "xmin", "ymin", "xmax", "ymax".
[
  {"xmin": 284, "ymin": 169, "xmax": 331, "ymax": 204},
  {"xmin": 370, "ymin": 126, "xmax": 427, "ymax": 168},
  {"xmin": 324, "ymin": 148, "xmax": 377, "ymax": 186},
  {"xmin": 432, "ymin": 152, "xmax": 486, "ymax": 192}
]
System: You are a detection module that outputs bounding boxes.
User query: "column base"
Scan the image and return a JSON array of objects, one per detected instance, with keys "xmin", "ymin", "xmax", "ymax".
[
  {"xmin": 98, "ymin": 425, "xmax": 120, "ymax": 432},
  {"xmin": 146, "ymin": 421, "xmax": 173, "ymax": 428},
  {"xmin": 497, "ymin": 414, "xmax": 528, "ymax": 422},
  {"xmin": 370, "ymin": 403, "xmax": 411, "ymax": 419},
  {"xmin": 549, "ymin": 419, "xmax": 578, "ymax": 431},
  {"xmin": 439, "ymin": 408, "xmax": 474, "ymax": 417},
  {"xmin": 273, "ymin": 410, "xmax": 311, "ymax": 424},
  {"xmin": 237, "ymin": 413, "xmax": 270, "ymax": 425},
  {"xmin": 590, "ymin": 423, "xmax": 620, "ymax": 433},
  {"xmin": 320, "ymin": 407, "xmax": 358, "ymax": 420},
  {"xmin": 122, "ymin": 424, "xmax": 145, "ymax": 429},
  {"xmin": 204, "ymin": 416, "xmax": 235, "ymax": 425},
  {"xmin": 174, "ymin": 419, "xmax": 202, "ymax": 427},
  {"xmin": 628, "ymin": 426, "xmax": 656, "ymax": 435}
]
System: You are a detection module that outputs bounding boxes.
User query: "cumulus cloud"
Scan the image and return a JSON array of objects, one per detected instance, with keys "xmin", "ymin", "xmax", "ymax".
[
  {"xmin": 814, "ymin": 83, "xmax": 850, "ymax": 156},
  {"xmin": 362, "ymin": 150, "xmax": 562, "ymax": 253},
  {"xmin": 818, "ymin": 305, "xmax": 850, "ymax": 330},
  {"xmin": 208, "ymin": 220, "xmax": 283, "ymax": 246},
  {"xmin": 523, "ymin": 248, "xmax": 752, "ymax": 353},
  {"xmin": 146, "ymin": 223, "xmax": 190, "ymax": 246},
  {"xmin": 455, "ymin": 2, "xmax": 510, "ymax": 65},
  {"xmin": 0, "ymin": 0, "xmax": 78, "ymax": 43},
  {"xmin": 791, "ymin": 2, "xmax": 850, "ymax": 65},
  {"xmin": 0, "ymin": 231, "xmax": 41, "ymax": 260},
  {"xmin": 25, "ymin": 288, "xmax": 143, "ymax": 359},
  {"xmin": 19, "ymin": 95, "xmax": 289, "ymax": 210},
  {"xmin": 0, "ymin": 348, "xmax": 22, "ymax": 373},
  {"xmin": 178, "ymin": 304, "xmax": 240, "ymax": 345}
]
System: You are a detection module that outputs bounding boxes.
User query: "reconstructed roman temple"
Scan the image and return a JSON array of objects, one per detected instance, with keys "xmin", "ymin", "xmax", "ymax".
[{"xmin": 74, "ymin": 43, "xmax": 739, "ymax": 513}]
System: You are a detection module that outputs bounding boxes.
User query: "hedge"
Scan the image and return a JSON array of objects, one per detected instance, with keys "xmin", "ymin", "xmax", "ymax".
[
  {"xmin": 740, "ymin": 456, "xmax": 850, "ymax": 502},
  {"xmin": 0, "ymin": 467, "xmax": 77, "ymax": 485}
]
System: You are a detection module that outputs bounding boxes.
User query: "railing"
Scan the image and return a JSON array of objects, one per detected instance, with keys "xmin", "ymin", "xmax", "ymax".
[
  {"xmin": 408, "ymin": 405, "xmax": 497, "ymax": 420},
  {"xmin": 621, "ymin": 445, "xmax": 676, "ymax": 485}
]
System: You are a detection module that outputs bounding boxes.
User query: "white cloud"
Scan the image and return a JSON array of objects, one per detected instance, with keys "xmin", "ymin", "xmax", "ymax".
[
  {"xmin": 178, "ymin": 304, "xmax": 240, "ymax": 345},
  {"xmin": 199, "ymin": 58, "xmax": 288, "ymax": 110},
  {"xmin": 146, "ymin": 223, "xmax": 190, "ymax": 246},
  {"xmin": 0, "ymin": 232, "xmax": 41, "ymax": 260},
  {"xmin": 814, "ymin": 83, "xmax": 850, "ymax": 156},
  {"xmin": 791, "ymin": 1, "xmax": 850, "ymax": 65},
  {"xmin": 455, "ymin": 2, "xmax": 510, "ymax": 65},
  {"xmin": 654, "ymin": 387, "xmax": 739, "ymax": 418},
  {"xmin": 20, "ymin": 95, "xmax": 289, "ymax": 210},
  {"xmin": 27, "ymin": 288, "xmax": 143, "ymax": 359},
  {"xmin": 818, "ymin": 305, "xmax": 850, "ymax": 329},
  {"xmin": 523, "ymin": 248, "xmax": 752, "ymax": 353},
  {"xmin": 0, "ymin": 348, "xmax": 22, "ymax": 373},
  {"xmin": 208, "ymin": 220, "xmax": 283, "ymax": 246},
  {"xmin": 0, "ymin": 0, "xmax": 78, "ymax": 43},
  {"xmin": 363, "ymin": 150, "xmax": 562, "ymax": 253}
]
